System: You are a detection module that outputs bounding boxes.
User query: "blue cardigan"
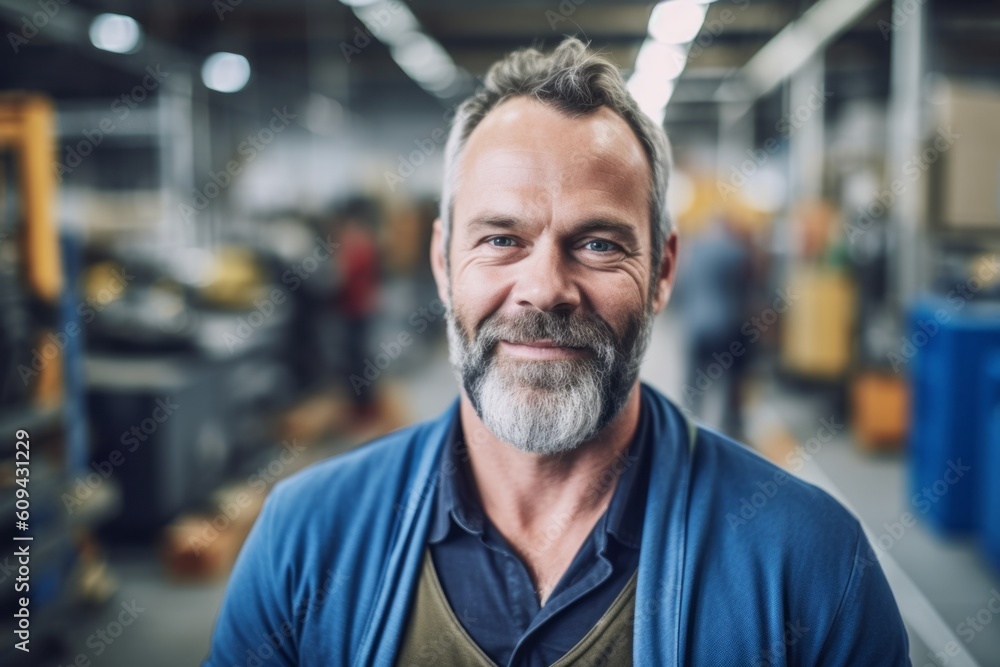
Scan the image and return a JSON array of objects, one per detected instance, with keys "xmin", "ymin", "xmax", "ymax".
[{"xmin": 205, "ymin": 384, "xmax": 909, "ymax": 666}]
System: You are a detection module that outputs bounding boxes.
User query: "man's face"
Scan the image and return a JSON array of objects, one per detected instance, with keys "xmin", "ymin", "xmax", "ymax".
[{"xmin": 432, "ymin": 97, "xmax": 676, "ymax": 455}]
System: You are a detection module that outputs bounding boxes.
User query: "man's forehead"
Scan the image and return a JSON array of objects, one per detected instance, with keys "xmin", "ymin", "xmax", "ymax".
[
  {"xmin": 455, "ymin": 99, "xmax": 649, "ymax": 191},
  {"xmin": 465, "ymin": 148, "xmax": 634, "ymax": 181}
]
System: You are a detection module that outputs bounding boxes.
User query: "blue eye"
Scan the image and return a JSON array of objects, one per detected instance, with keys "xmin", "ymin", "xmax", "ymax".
[
  {"xmin": 488, "ymin": 236, "xmax": 516, "ymax": 247},
  {"xmin": 585, "ymin": 240, "xmax": 618, "ymax": 252}
]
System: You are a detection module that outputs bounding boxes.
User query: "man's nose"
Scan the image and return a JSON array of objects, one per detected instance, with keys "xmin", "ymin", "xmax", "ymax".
[{"xmin": 509, "ymin": 239, "xmax": 581, "ymax": 313}]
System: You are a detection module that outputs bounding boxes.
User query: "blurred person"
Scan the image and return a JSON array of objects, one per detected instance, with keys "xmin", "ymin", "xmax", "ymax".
[
  {"xmin": 205, "ymin": 38, "xmax": 908, "ymax": 666},
  {"xmin": 334, "ymin": 198, "xmax": 381, "ymax": 418},
  {"xmin": 674, "ymin": 215, "xmax": 753, "ymax": 439}
]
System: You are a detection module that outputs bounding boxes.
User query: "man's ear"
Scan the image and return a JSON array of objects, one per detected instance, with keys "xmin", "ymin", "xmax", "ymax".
[
  {"xmin": 430, "ymin": 218, "xmax": 450, "ymax": 307},
  {"xmin": 652, "ymin": 231, "xmax": 679, "ymax": 314}
]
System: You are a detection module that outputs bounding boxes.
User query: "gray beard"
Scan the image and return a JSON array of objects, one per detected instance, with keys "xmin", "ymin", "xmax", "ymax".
[{"xmin": 445, "ymin": 303, "xmax": 653, "ymax": 456}]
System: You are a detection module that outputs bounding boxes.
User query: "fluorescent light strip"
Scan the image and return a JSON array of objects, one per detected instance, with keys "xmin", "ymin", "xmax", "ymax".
[
  {"xmin": 345, "ymin": 0, "xmax": 462, "ymax": 99},
  {"xmin": 717, "ymin": 0, "xmax": 882, "ymax": 103},
  {"xmin": 629, "ymin": 1, "xmax": 706, "ymax": 123}
]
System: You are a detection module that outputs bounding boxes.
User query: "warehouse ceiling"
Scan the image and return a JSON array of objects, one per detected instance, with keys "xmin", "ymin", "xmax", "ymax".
[
  {"xmin": 0, "ymin": 1, "xmax": 816, "ymax": 98},
  {"xmin": 1, "ymin": 0, "xmax": 998, "ymax": 128}
]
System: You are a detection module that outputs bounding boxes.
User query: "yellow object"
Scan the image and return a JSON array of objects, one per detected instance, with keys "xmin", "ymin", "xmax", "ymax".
[
  {"xmin": 83, "ymin": 261, "xmax": 129, "ymax": 306},
  {"xmin": 0, "ymin": 93, "xmax": 62, "ymax": 301},
  {"xmin": 781, "ymin": 265, "xmax": 856, "ymax": 379},
  {"xmin": 1, "ymin": 93, "xmax": 64, "ymax": 405},
  {"xmin": 199, "ymin": 247, "xmax": 268, "ymax": 309}
]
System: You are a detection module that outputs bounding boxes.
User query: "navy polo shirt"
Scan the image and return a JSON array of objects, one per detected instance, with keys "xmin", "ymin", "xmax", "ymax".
[{"xmin": 426, "ymin": 405, "xmax": 651, "ymax": 667}]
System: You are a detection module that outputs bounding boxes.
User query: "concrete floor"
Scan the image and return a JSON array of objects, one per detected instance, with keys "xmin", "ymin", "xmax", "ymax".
[
  {"xmin": 58, "ymin": 313, "xmax": 1000, "ymax": 667},
  {"xmin": 56, "ymin": 551, "xmax": 229, "ymax": 667}
]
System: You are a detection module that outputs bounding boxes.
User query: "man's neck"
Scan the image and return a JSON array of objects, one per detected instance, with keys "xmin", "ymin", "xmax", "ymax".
[{"xmin": 457, "ymin": 385, "xmax": 643, "ymax": 586}]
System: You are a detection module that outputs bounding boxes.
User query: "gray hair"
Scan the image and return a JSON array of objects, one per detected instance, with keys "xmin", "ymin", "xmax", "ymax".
[{"xmin": 440, "ymin": 36, "xmax": 673, "ymax": 274}]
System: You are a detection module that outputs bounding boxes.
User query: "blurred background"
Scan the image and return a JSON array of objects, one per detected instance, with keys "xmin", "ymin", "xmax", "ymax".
[{"xmin": 1, "ymin": 0, "xmax": 999, "ymax": 665}]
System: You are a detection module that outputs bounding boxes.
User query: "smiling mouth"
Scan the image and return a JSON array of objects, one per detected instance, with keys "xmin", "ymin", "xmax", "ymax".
[{"xmin": 497, "ymin": 339, "xmax": 587, "ymax": 360}]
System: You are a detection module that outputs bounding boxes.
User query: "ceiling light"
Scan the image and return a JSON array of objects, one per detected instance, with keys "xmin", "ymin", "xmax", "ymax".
[
  {"xmin": 355, "ymin": 3, "xmax": 419, "ymax": 45},
  {"xmin": 648, "ymin": 0, "xmax": 708, "ymax": 45},
  {"xmin": 391, "ymin": 33, "xmax": 457, "ymax": 92},
  {"xmin": 635, "ymin": 40, "xmax": 689, "ymax": 80},
  {"xmin": 201, "ymin": 52, "xmax": 251, "ymax": 93},
  {"xmin": 627, "ymin": 73, "xmax": 675, "ymax": 123},
  {"xmin": 89, "ymin": 14, "xmax": 143, "ymax": 54}
]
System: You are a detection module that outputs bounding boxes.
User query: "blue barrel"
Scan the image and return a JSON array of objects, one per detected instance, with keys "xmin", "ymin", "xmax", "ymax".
[
  {"xmin": 906, "ymin": 298, "xmax": 1000, "ymax": 534},
  {"xmin": 981, "ymin": 354, "xmax": 1000, "ymax": 570}
]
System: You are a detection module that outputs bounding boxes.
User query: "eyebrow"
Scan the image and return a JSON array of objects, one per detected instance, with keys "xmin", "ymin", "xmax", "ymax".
[
  {"xmin": 467, "ymin": 213, "xmax": 636, "ymax": 238},
  {"xmin": 467, "ymin": 214, "xmax": 521, "ymax": 234}
]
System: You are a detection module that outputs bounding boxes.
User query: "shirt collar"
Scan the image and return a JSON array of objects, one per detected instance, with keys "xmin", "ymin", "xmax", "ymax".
[
  {"xmin": 428, "ymin": 417, "xmax": 484, "ymax": 542},
  {"xmin": 602, "ymin": 398, "xmax": 650, "ymax": 549},
  {"xmin": 427, "ymin": 398, "xmax": 651, "ymax": 550}
]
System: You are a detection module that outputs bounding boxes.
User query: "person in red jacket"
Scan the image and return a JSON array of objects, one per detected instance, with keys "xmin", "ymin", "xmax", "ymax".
[{"xmin": 334, "ymin": 201, "xmax": 380, "ymax": 418}]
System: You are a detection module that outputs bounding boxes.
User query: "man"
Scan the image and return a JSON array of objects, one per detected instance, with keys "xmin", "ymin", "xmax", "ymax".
[
  {"xmin": 205, "ymin": 38, "xmax": 909, "ymax": 666},
  {"xmin": 674, "ymin": 215, "xmax": 754, "ymax": 439}
]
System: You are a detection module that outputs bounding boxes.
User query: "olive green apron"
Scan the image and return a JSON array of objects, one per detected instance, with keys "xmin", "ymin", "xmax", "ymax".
[{"xmin": 396, "ymin": 550, "xmax": 636, "ymax": 666}]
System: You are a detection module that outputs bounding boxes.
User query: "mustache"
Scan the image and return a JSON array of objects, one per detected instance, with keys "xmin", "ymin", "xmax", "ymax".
[{"xmin": 470, "ymin": 310, "xmax": 621, "ymax": 357}]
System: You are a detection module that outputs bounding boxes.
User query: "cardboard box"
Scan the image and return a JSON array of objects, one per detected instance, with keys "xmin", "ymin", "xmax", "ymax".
[
  {"xmin": 934, "ymin": 81, "xmax": 1000, "ymax": 229},
  {"xmin": 851, "ymin": 371, "xmax": 909, "ymax": 451},
  {"xmin": 781, "ymin": 266, "xmax": 856, "ymax": 379}
]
